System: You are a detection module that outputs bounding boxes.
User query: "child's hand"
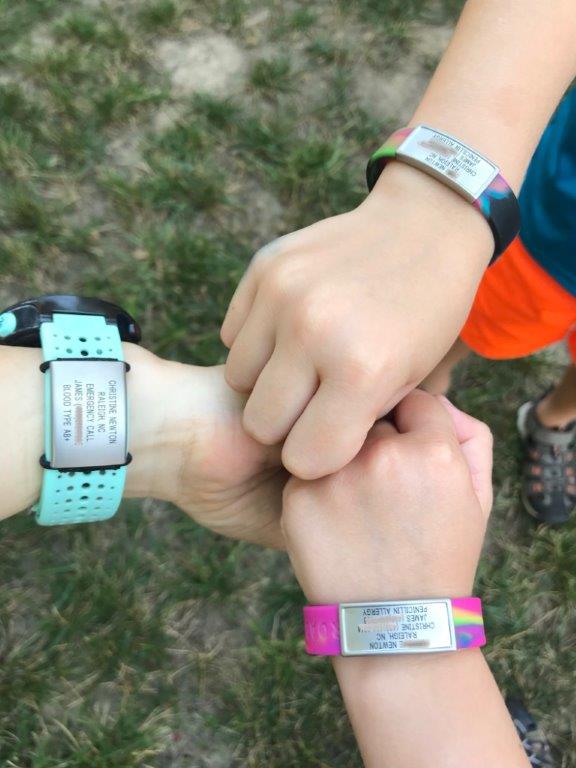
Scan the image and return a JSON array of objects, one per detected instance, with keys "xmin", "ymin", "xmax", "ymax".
[
  {"xmin": 281, "ymin": 390, "xmax": 493, "ymax": 604},
  {"xmin": 221, "ymin": 164, "xmax": 493, "ymax": 480}
]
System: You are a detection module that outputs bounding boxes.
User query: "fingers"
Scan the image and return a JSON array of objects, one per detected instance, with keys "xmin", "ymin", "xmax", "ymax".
[
  {"xmin": 438, "ymin": 396, "xmax": 494, "ymax": 518},
  {"xmin": 393, "ymin": 390, "xmax": 493, "ymax": 516},
  {"xmin": 220, "ymin": 270, "xmax": 258, "ymax": 349},
  {"xmin": 224, "ymin": 296, "xmax": 276, "ymax": 392},
  {"xmin": 243, "ymin": 346, "xmax": 318, "ymax": 445},
  {"xmin": 221, "ymin": 238, "xmax": 288, "ymax": 348},
  {"xmin": 393, "ymin": 388, "xmax": 458, "ymax": 440},
  {"xmin": 281, "ymin": 380, "xmax": 378, "ymax": 479}
]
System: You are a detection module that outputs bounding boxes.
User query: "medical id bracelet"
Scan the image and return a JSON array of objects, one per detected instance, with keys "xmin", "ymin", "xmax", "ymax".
[
  {"xmin": 304, "ymin": 597, "xmax": 486, "ymax": 656},
  {"xmin": 366, "ymin": 125, "xmax": 521, "ymax": 262},
  {"xmin": 0, "ymin": 295, "xmax": 141, "ymax": 526}
]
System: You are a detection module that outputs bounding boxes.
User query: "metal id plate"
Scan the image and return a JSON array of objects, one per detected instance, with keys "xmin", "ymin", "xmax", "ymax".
[
  {"xmin": 397, "ymin": 126, "xmax": 498, "ymax": 202},
  {"xmin": 339, "ymin": 599, "xmax": 456, "ymax": 656},
  {"xmin": 49, "ymin": 360, "xmax": 128, "ymax": 469}
]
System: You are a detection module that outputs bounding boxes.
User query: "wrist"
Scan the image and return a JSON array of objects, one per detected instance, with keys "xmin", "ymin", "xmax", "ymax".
[
  {"xmin": 332, "ymin": 650, "xmax": 527, "ymax": 768},
  {"xmin": 333, "ymin": 644, "xmax": 483, "ymax": 678},
  {"xmin": 0, "ymin": 344, "xmax": 213, "ymax": 518},
  {"xmin": 122, "ymin": 346, "xmax": 229, "ymax": 506},
  {"xmin": 364, "ymin": 160, "xmax": 494, "ymax": 271},
  {"xmin": 122, "ymin": 343, "xmax": 176, "ymax": 501},
  {"xmin": 332, "ymin": 649, "xmax": 487, "ymax": 766},
  {"xmin": 299, "ymin": 556, "xmax": 477, "ymax": 607},
  {"xmin": 0, "ymin": 347, "xmax": 44, "ymax": 516}
]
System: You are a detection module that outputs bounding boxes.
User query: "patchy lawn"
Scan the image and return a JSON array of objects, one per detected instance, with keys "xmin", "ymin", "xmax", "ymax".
[{"xmin": 1, "ymin": 0, "xmax": 574, "ymax": 765}]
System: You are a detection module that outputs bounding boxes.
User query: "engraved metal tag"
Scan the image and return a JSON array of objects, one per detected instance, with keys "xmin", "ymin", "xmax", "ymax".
[
  {"xmin": 49, "ymin": 360, "xmax": 128, "ymax": 469},
  {"xmin": 397, "ymin": 126, "xmax": 498, "ymax": 202},
  {"xmin": 339, "ymin": 599, "xmax": 456, "ymax": 656}
]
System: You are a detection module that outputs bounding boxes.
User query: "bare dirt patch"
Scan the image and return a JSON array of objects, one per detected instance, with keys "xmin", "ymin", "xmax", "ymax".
[
  {"xmin": 155, "ymin": 33, "xmax": 249, "ymax": 98},
  {"xmin": 354, "ymin": 23, "xmax": 453, "ymax": 123}
]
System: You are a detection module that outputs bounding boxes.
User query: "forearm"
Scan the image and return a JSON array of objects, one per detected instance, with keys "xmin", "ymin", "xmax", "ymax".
[
  {"xmin": 334, "ymin": 651, "xmax": 529, "ymax": 768},
  {"xmin": 0, "ymin": 344, "xmax": 222, "ymax": 519},
  {"xmin": 0, "ymin": 346, "xmax": 284, "ymax": 547},
  {"xmin": 366, "ymin": 1, "xmax": 576, "ymax": 279},
  {"xmin": 412, "ymin": 0, "xmax": 576, "ymax": 190}
]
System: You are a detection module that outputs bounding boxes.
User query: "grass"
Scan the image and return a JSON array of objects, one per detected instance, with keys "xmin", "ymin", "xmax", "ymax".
[
  {"xmin": 0, "ymin": 0, "xmax": 574, "ymax": 766},
  {"xmin": 249, "ymin": 57, "xmax": 294, "ymax": 94}
]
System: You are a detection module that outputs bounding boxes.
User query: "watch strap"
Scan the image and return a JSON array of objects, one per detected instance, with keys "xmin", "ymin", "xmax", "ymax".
[
  {"xmin": 304, "ymin": 597, "xmax": 486, "ymax": 656},
  {"xmin": 39, "ymin": 313, "xmax": 125, "ymax": 364},
  {"xmin": 34, "ymin": 313, "xmax": 127, "ymax": 526},
  {"xmin": 366, "ymin": 126, "xmax": 521, "ymax": 262}
]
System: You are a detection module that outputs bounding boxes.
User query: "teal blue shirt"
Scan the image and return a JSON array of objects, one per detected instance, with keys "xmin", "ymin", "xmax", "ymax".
[{"xmin": 519, "ymin": 89, "xmax": 576, "ymax": 296}]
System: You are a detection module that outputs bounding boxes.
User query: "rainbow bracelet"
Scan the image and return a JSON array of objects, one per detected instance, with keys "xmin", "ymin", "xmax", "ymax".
[
  {"xmin": 304, "ymin": 597, "xmax": 486, "ymax": 656},
  {"xmin": 366, "ymin": 125, "xmax": 521, "ymax": 263}
]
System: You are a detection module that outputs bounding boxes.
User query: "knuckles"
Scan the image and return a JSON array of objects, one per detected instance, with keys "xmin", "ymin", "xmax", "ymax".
[
  {"xmin": 288, "ymin": 294, "xmax": 333, "ymax": 342},
  {"xmin": 242, "ymin": 409, "xmax": 280, "ymax": 446},
  {"xmin": 337, "ymin": 349, "xmax": 388, "ymax": 389},
  {"xmin": 361, "ymin": 432, "xmax": 465, "ymax": 492},
  {"xmin": 420, "ymin": 436, "xmax": 462, "ymax": 471},
  {"xmin": 261, "ymin": 257, "xmax": 306, "ymax": 301},
  {"xmin": 362, "ymin": 439, "xmax": 406, "ymax": 483},
  {"xmin": 256, "ymin": 260, "xmax": 389, "ymax": 391}
]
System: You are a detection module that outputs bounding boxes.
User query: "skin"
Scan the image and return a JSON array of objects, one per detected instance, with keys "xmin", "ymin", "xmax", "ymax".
[
  {"xmin": 1, "ymin": 346, "xmax": 529, "ymax": 763},
  {"xmin": 282, "ymin": 390, "xmax": 530, "ymax": 768},
  {"xmin": 537, "ymin": 365, "xmax": 576, "ymax": 428},
  {"xmin": 0, "ymin": 344, "xmax": 287, "ymax": 547},
  {"xmin": 425, "ymin": 340, "xmax": 576, "ymax": 429},
  {"xmin": 221, "ymin": 0, "xmax": 576, "ymax": 481}
]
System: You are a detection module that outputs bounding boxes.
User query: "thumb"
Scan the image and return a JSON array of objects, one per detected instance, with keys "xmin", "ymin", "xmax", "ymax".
[{"xmin": 437, "ymin": 396, "xmax": 494, "ymax": 519}]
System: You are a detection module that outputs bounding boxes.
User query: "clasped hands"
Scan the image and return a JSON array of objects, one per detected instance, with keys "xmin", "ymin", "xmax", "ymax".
[{"xmin": 1, "ymin": 341, "xmax": 493, "ymax": 607}]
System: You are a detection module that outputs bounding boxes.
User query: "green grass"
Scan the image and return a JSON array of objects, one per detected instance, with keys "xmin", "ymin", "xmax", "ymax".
[
  {"xmin": 0, "ymin": 0, "xmax": 574, "ymax": 766},
  {"xmin": 250, "ymin": 57, "xmax": 294, "ymax": 94}
]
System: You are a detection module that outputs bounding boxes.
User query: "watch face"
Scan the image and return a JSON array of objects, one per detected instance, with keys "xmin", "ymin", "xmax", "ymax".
[{"xmin": 0, "ymin": 294, "xmax": 141, "ymax": 347}]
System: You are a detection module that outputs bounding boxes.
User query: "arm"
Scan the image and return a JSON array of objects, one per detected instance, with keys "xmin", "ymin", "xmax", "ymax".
[
  {"xmin": 221, "ymin": 0, "xmax": 576, "ymax": 481},
  {"xmin": 281, "ymin": 391, "xmax": 529, "ymax": 767},
  {"xmin": 409, "ymin": 0, "xmax": 576, "ymax": 189},
  {"xmin": 0, "ymin": 345, "xmax": 286, "ymax": 547},
  {"xmin": 334, "ymin": 652, "xmax": 525, "ymax": 768}
]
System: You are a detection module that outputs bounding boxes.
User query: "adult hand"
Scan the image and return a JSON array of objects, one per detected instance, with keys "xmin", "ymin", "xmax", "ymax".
[
  {"xmin": 0, "ymin": 346, "xmax": 288, "ymax": 549},
  {"xmin": 125, "ymin": 354, "xmax": 289, "ymax": 549}
]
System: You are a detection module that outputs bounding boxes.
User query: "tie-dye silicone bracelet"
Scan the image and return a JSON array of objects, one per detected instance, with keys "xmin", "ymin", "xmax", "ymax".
[
  {"xmin": 366, "ymin": 125, "xmax": 520, "ymax": 262},
  {"xmin": 304, "ymin": 597, "xmax": 486, "ymax": 656}
]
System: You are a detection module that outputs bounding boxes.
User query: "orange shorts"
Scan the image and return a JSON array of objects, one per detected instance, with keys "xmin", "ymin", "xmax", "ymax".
[{"xmin": 460, "ymin": 237, "xmax": 576, "ymax": 362}]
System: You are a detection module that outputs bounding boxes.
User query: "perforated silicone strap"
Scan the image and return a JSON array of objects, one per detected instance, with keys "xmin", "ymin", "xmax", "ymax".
[
  {"xmin": 34, "ymin": 313, "xmax": 127, "ymax": 526},
  {"xmin": 303, "ymin": 597, "xmax": 486, "ymax": 656}
]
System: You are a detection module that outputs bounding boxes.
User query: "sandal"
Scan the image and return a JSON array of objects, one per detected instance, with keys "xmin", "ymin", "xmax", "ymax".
[
  {"xmin": 517, "ymin": 397, "xmax": 576, "ymax": 525},
  {"xmin": 507, "ymin": 698, "xmax": 556, "ymax": 767}
]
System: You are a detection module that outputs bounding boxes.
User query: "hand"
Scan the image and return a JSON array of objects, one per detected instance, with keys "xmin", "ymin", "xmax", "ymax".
[
  {"xmin": 221, "ymin": 162, "xmax": 493, "ymax": 480},
  {"xmin": 125, "ymin": 352, "xmax": 289, "ymax": 549},
  {"xmin": 0, "ymin": 346, "xmax": 287, "ymax": 548},
  {"xmin": 155, "ymin": 362, "xmax": 289, "ymax": 548},
  {"xmin": 281, "ymin": 392, "xmax": 529, "ymax": 768},
  {"xmin": 281, "ymin": 389, "xmax": 493, "ymax": 604}
]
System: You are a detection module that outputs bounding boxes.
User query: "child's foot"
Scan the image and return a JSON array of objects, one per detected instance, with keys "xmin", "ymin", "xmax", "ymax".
[
  {"xmin": 517, "ymin": 395, "xmax": 576, "ymax": 524},
  {"xmin": 506, "ymin": 697, "xmax": 556, "ymax": 767}
]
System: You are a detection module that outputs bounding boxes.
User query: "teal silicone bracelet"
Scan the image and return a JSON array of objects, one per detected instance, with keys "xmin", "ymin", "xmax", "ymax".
[{"xmin": 34, "ymin": 313, "xmax": 127, "ymax": 526}]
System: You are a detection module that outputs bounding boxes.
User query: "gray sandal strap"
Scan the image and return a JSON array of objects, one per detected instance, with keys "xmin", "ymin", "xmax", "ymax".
[{"xmin": 525, "ymin": 408, "xmax": 576, "ymax": 448}]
